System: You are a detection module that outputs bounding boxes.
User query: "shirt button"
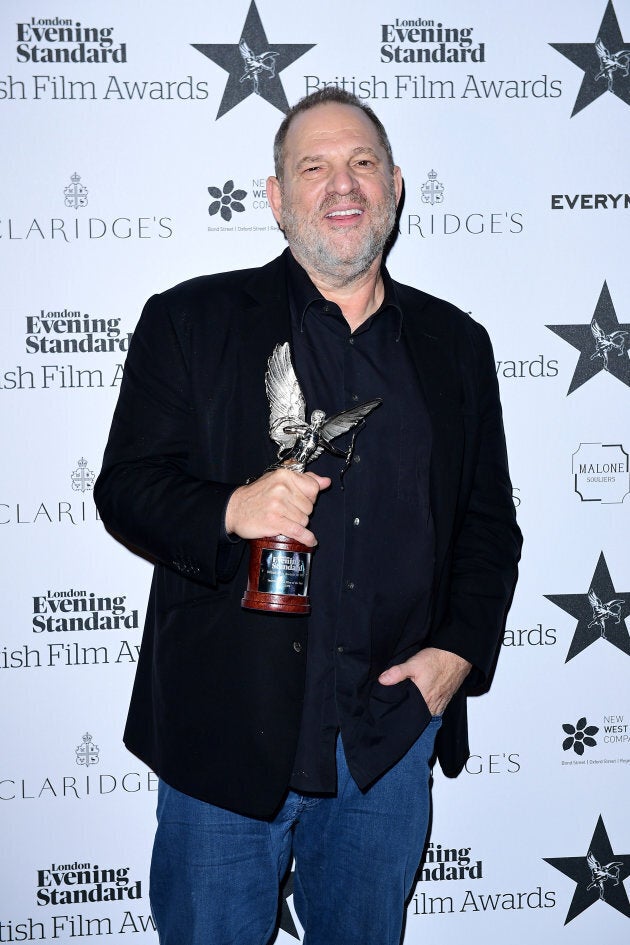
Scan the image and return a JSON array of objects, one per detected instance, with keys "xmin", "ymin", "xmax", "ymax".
[
  {"xmin": 353, "ymin": 517, "xmax": 360, "ymax": 526},
  {"xmin": 353, "ymin": 455, "xmax": 361, "ymax": 463},
  {"xmin": 323, "ymin": 304, "xmax": 330, "ymax": 313},
  {"xmin": 337, "ymin": 645, "xmax": 344, "ymax": 654},
  {"xmin": 293, "ymin": 641, "xmax": 302, "ymax": 653},
  {"xmin": 349, "ymin": 337, "xmax": 355, "ymax": 345},
  {"xmin": 352, "ymin": 393, "xmax": 359, "ymax": 402},
  {"xmin": 346, "ymin": 581, "xmax": 355, "ymax": 590}
]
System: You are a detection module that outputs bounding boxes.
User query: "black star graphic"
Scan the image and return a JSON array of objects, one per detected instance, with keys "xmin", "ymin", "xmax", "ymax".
[
  {"xmin": 550, "ymin": 1, "xmax": 630, "ymax": 116},
  {"xmin": 545, "ymin": 552, "xmax": 630, "ymax": 662},
  {"xmin": 544, "ymin": 816, "xmax": 630, "ymax": 924},
  {"xmin": 547, "ymin": 281, "xmax": 630, "ymax": 394},
  {"xmin": 192, "ymin": 1, "xmax": 315, "ymax": 118},
  {"xmin": 279, "ymin": 870, "xmax": 300, "ymax": 940}
]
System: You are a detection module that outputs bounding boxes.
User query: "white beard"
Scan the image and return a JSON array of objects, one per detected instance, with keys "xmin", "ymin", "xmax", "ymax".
[{"xmin": 280, "ymin": 185, "xmax": 397, "ymax": 287}]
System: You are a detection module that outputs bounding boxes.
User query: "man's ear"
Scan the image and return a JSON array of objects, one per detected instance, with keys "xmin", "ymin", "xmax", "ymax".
[
  {"xmin": 393, "ymin": 166, "xmax": 403, "ymax": 206},
  {"xmin": 266, "ymin": 176, "xmax": 283, "ymax": 227}
]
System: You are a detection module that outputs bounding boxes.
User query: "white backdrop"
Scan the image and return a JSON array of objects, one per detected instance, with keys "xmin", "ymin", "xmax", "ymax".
[{"xmin": 1, "ymin": 1, "xmax": 629, "ymax": 942}]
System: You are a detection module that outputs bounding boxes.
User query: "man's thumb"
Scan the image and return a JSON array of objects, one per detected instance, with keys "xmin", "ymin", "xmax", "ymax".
[{"xmin": 378, "ymin": 664, "xmax": 405, "ymax": 686}]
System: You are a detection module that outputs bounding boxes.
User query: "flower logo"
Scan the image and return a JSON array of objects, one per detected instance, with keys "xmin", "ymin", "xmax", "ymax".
[
  {"xmin": 562, "ymin": 717, "xmax": 599, "ymax": 755},
  {"xmin": 208, "ymin": 180, "xmax": 247, "ymax": 221}
]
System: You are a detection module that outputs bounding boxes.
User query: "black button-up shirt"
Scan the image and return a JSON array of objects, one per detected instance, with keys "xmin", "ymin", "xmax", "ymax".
[{"xmin": 285, "ymin": 252, "xmax": 435, "ymax": 793}]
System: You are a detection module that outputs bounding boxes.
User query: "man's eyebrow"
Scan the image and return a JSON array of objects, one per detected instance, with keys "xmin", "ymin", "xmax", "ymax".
[
  {"xmin": 295, "ymin": 147, "xmax": 382, "ymax": 170},
  {"xmin": 348, "ymin": 146, "xmax": 381, "ymax": 159},
  {"xmin": 295, "ymin": 154, "xmax": 326, "ymax": 170}
]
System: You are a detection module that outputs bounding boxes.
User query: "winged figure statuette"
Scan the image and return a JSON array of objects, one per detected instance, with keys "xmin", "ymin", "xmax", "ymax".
[
  {"xmin": 265, "ymin": 342, "xmax": 382, "ymax": 478},
  {"xmin": 586, "ymin": 851, "xmax": 623, "ymax": 901}
]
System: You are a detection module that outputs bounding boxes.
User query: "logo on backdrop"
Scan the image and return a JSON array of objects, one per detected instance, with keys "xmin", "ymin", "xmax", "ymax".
[
  {"xmin": 63, "ymin": 172, "xmax": 88, "ymax": 209},
  {"xmin": 31, "ymin": 587, "xmax": 139, "ymax": 634},
  {"xmin": 307, "ymin": 16, "xmax": 562, "ymax": 102},
  {"xmin": 0, "ymin": 733, "xmax": 157, "ymax": 801},
  {"xmin": 547, "ymin": 282, "xmax": 630, "ymax": 393},
  {"xmin": 15, "ymin": 18, "xmax": 126, "ymax": 64},
  {"xmin": 551, "ymin": 192, "xmax": 630, "ymax": 210},
  {"xmin": 421, "ymin": 169, "xmax": 445, "ymax": 205},
  {"xmin": 192, "ymin": 1, "xmax": 315, "ymax": 118},
  {"xmin": 380, "ymin": 18, "xmax": 484, "ymax": 64},
  {"xmin": 23, "ymin": 307, "xmax": 132, "ymax": 356},
  {"xmin": 205, "ymin": 178, "xmax": 279, "ymax": 234},
  {"xmin": 573, "ymin": 442, "xmax": 630, "ymax": 503},
  {"xmin": 544, "ymin": 552, "xmax": 630, "ymax": 661},
  {"xmin": 1, "ymin": 587, "xmax": 141, "ymax": 670},
  {"xmin": 550, "ymin": 1, "xmax": 630, "ymax": 116},
  {"xmin": 561, "ymin": 711, "xmax": 630, "ymax": 768},
  {"xmin": 562, "ymin": 718, "xmax": 599, "ymax": 755},
  {"xmin": 404, "ymin": 167, "xmax": 524, "ymax": 239},
  {"xmin": 35, "ymin": 862, "xmax": 142, "ymax": 906},
  {"xmin": 71, "ymin": 458, "xmax": 95, "ymax": 493},
  {"xmin": 5, "ymin": 19, "xmax": 207, "ymax": 102},
  {"xmin": 208, "ymin": 180, "xmax": 248, "ymax": 222},
  {"xmin": 1, "ymin": 173, "xmax": 173, "ymax": 243},
  {"xmin": 544, "ymin": 816, "xmax": 630, "ymax": 922},
  {"xmin": 75, "ymin": 732, "xmax": 100, "ymax": 767}
]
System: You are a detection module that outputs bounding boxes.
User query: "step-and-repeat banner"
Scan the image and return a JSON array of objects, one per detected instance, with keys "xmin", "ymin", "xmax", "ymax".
[{"xmin": 1, "ymin": 1, "xmax": 628, "ymax": 941}]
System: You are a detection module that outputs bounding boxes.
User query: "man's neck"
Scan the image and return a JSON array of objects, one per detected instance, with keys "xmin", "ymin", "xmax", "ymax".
[{"xmin": 292, "ymin": 252, "xmax": 385, "ymax": 334}]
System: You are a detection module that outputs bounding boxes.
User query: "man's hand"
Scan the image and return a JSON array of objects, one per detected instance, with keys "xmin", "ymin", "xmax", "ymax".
[
  {"xmin": 378, "ymin": 647, "xmax": 472, "ymax": 716},
  {"xmin": 225, "ymin": 468, "xmax": 331, "ymax": 547}
]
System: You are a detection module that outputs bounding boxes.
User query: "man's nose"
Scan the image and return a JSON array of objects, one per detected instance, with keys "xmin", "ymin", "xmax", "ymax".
[{"xmin": 326, "ymin": 166, "xmax": 358, "ymax": 195}]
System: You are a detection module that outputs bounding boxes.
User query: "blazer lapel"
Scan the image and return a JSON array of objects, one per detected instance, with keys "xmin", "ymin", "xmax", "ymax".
[{"xmin": 233, "ymin": 254, "xmax": 294, "ymax": 470}]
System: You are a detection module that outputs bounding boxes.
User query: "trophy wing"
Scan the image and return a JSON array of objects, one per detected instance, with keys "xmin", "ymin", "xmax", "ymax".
[
  {"xmin": 266, "ymin": 342, "xmax": 306, "ymax": 449},
  {"xmin": 320, "ymin": 398, "xmax": 382, "ymax": 442}
]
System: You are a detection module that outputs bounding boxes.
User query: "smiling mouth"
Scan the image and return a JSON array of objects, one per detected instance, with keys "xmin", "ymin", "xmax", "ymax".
[{"xmin": 324, "ymin": 208, "xmax": 364, "ymax": 219}]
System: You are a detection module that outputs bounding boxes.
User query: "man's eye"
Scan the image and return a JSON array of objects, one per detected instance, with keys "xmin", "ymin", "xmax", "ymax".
[
  {"xmin": 304, "ymin": 165, "xmax": 322, "ymax": 173},
  {"xmin": 355, "ymin": 159, "xmax": 374, "ymax": 168}
]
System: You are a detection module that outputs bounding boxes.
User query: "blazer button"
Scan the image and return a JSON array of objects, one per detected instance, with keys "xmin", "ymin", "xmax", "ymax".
[{"xmin": 293, "ymin": 641, "xmax": 302, "ymax": 653}]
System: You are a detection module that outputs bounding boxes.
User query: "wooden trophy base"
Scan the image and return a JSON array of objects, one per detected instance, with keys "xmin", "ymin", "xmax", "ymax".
[{"xmin": 242, "ymin": 535, "xmax": 312, "ymax": 614}]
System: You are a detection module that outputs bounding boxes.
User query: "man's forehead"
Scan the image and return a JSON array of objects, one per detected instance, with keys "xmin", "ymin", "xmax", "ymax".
[{"xmin": 284, "ymin": 103, "xmax": 383, "ymax": 156}]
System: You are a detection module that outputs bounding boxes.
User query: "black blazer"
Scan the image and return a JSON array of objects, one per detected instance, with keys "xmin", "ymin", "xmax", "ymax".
[{"xmin": 95, "ymin": 252, "xmax": 522, "ymax": 819}]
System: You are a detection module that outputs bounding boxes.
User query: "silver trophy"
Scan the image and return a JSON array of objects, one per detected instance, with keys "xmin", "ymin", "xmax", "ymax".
[{"xmin": 242, "ymin": 342, "xmax": 381, "ymax": 614}]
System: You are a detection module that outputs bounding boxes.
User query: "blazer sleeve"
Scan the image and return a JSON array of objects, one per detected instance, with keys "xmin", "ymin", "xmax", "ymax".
[
  {"xmin": 94, "ymin": 292, "xmax": 243, "ymax": 587},
  {"xmin": 429, "ymin": 321, "xmax": 523, "ymax": 687}
]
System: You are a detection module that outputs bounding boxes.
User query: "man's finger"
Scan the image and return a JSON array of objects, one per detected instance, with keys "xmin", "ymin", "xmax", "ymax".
[
  {"xmin": 378, "ymin": 663, "xmax": 408, "ymax": 685},
  {"xmin": 298, "ymin": 471, "xmax": 332, "ymax": 497},
  {"xmin": 277, "ymin": 519, "xmax": 318, "ymax": 547}
]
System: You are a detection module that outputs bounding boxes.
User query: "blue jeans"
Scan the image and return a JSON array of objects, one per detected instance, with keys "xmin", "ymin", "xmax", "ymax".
[{"xmin": 150, "ymin": 719, "xmax": 441, "ymax": 945}]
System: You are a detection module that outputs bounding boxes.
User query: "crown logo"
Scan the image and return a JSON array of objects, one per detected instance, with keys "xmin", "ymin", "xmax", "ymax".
[
  {"xmin": 64, "ymin": 172, "xmax": 89, "ymax": 210},
  {"xmin": 75, "ymin": 732, "xmax": 100, "ymax": 767},
  {"xmin": 71, "ymin": 457, "xmax": 95, "ymax": 493},
  {"xmin": 421, "ymin": 169, "xmax": 445, "ymax": 206}
]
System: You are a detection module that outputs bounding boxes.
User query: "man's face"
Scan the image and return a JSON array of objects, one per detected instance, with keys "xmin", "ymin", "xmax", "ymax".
[{"xmin": 267, "ymin": 103, "xmax": 402, "ymax": 284}]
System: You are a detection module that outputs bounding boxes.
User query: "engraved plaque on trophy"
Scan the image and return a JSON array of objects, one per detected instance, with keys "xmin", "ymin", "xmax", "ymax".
[{"xmin": 242, "ymin": 342, "xmax": 381, "ymax": 614}]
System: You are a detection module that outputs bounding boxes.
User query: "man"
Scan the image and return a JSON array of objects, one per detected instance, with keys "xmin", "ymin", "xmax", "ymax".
[{"xmin": 95, "ymin": 88, "xmax": 522, "ymax": 945}]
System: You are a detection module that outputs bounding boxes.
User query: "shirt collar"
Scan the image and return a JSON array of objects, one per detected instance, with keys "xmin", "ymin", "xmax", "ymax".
[{"xmin": 284, "ymin": 248, "xmax": 404, "ymax": 340}]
